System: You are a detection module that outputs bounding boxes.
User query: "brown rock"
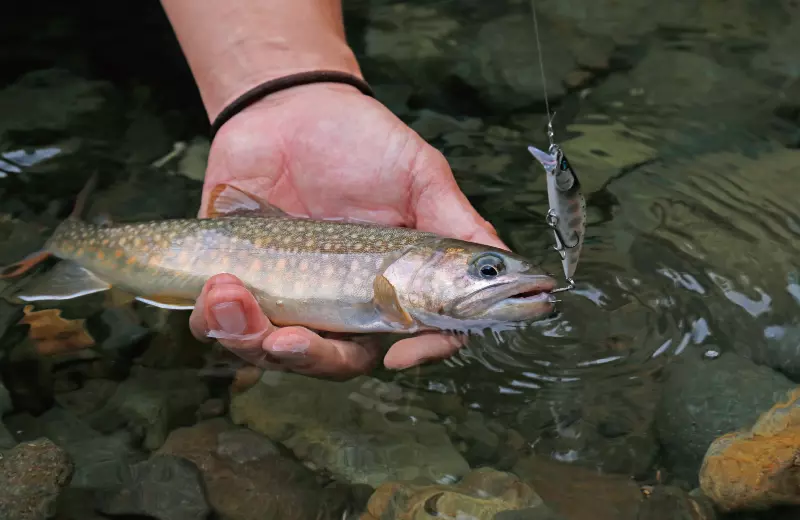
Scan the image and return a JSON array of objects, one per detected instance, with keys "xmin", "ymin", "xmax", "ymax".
[
  {"xmin": 0, "ymin": 438, "xmax": 73, "ymax": 520},
  {"xmin": 700, "ymin": 387, "xmax": 800, "ymax": 512},
  {"xmin": 157, "ymin": 418, "xmax": 353, "ymax": 520}
]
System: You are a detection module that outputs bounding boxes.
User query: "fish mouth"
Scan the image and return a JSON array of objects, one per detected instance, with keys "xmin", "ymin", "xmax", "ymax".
[{"xmin": 451, "ymin": 275, "xmax": 559, "ymax": 322}]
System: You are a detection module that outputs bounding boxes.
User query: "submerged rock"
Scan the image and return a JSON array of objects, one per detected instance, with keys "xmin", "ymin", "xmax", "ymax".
[
  {"xmin": 0, "ymin": 68, "xmax": 110, "ymax": 140},
  {"xmin": 513, "ymin": 455, "xmax": 713, "ymax": 520},
  {"xmin": 0, "ymin": 438, "xmax": 73, "ymax": 520},
  {"xmin": 451, "ymin": 13, "xmax": 610, "ymax": 111},
  {"xmin": 5, "ymin": 406, "xmax": 146, "ymax": 492},
  {"xmin": 360, "ymin": 466, "xmax": 561, "ymax": 520},
  {"xmin": 230, "ymin": 371, "xmax": 470, "ymax": 487},
  {"xmin": 699, "ymin": 386, "xmax": 800, "ymax": 512},
  {"xmin": 365, "ymin": 3, "xmax": 460, "ymax": 62},
  {"xmin": 98, "ymin": 455, "xmax": 210, "ymax": 520},
  {"xmin": 158, "ymin": 418, "xmax": 353, "ymax": 520},
  {"xmin": 86, "ymin": 366, "xmax": 208, "ymax": 451},
  {"xmin": 656, "ymin": 352, "xmax": 796, "ymax": 484}
]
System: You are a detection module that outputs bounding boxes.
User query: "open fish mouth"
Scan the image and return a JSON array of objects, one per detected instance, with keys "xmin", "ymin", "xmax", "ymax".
[
  {"xmin": 452, "ymin": 275, "xmax": 558, "ymax": 320},
  {"xmin": 490, "ymin": 276, "xmax": 558, "ymax": 306}
]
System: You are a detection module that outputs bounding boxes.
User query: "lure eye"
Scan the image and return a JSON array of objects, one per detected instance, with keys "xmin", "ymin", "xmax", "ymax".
[
  {"xmin": 560, "ymin": 158, "xmax": 569, "ymax": 170},
  {"xmin": 473, "ymin": 254, "xmax": 506, "ymax": 279}
]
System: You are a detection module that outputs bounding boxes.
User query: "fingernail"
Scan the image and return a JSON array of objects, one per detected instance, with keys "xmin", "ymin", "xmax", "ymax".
[
  {"xmin": 270, "ymin": 334, "xmax": 311, "ymax": 361},
  {"xmin": 212, "ymin": 301, "xmax": 247, "ymax": 335}
]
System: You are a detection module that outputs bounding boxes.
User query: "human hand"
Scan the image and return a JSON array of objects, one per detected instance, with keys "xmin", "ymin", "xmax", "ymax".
[{"xmin": 188, "ymin": 83, "xmax": 508, "ymax": 379}]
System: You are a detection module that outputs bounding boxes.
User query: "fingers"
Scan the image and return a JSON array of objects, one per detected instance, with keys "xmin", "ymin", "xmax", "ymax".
[
  {"xmin": 383, "ymin": 333, "xmax": 466, "ymax": 370},
  {"xmin": 189, "ymin": 274, "xmax": 277, "ymax": 367},
  {"xmin": 263, "ymin": 327, "xmax": 380, "ymax": 380},
  {"xmin": 410, "ymin": 147, "xmax": 510, "ymax": 251},
  {"xmin": 189, "ymin": 274, "xmax": 379, "ymax": 379}
]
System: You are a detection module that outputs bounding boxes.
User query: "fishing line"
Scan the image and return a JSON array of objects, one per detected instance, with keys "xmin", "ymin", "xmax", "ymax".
[{"xmin": 530, "ymin": 0, "xmax": 555, "ymax": 147}]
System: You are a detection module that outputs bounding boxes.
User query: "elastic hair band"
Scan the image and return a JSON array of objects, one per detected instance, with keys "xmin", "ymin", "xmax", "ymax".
[{"xmin": 209, "ymin": 70, "xmax": 375, "ymax": 139}]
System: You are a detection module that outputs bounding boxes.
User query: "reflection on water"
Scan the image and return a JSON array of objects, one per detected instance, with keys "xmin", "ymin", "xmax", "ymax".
[{"xmin": 1, "ymin": 0, "xmax": 800, "ymax": 518}]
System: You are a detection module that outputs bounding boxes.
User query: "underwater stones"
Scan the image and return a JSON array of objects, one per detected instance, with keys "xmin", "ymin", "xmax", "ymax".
[
  {"xmin": 360, "ymin": 466, "xmax": 561, "ymax": 520},
  {"xmin": 451, "ymin": 14, "xmax": 574, "ymax": 112},
  {"xmin": 85, "ymin": 366, "xmax": 208, "ymax": 451},
  {"xmin": 98, "ymin": 455, "xmax": 210, "ymax": 520},
  {"xmin": 751, "ymin": 18, "xmax": 800, "ymax": 80},
  {"xmin": 513, "ymin": 455, "xmax": 643, "ymax": 520},
  {"xmin": 0, "ymin": 68, "xmax": 110, "ymax": 140},
  {"xmin": 591, "ymin": 49, "xmax": 768, "ymax": 115},
  {"xmin": 0, "ymin": 438, "xmax": 73, "ymax": 520},
  {"xmin": 4, "ymin": 405, "xmax": 145, "ymax": 491},
  {"xmin": 55, "ymin": 378, "xmax": 119, "ymax": 418},
  {"xmin": 513, "ymin": 455, "xmax": 711, "ymax": 520},
  {"xmin": 0, "ymin": 382, "xmax": 14, "ymax": 448},
  {"xmin": 655, "ymin": 352, "xmax": 796, "ymax": 485},
  {"xmin": 699, "ymin": 387, "xmax": 800, "ymax": 512},
  {"xmin": 365, "ymin": 3, "xmax": 460, "ymax": 62},
  {"xmin": 158, "ymin": 418, "xmax": 352, "ymax": 520},
  {"xmin": 230, "ymin": 371, "xmax": 470, "ymax": 487}
]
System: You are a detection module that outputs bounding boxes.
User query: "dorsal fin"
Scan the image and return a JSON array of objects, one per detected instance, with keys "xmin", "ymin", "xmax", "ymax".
[{"xmin": 207, "ymin": 184, "xmax": 290, "ymax": 218}]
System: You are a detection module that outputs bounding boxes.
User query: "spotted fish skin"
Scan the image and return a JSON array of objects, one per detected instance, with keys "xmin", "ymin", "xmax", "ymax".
[
  {"xmin": 44, "ymin": 216, "xmax": 437, "ymax": 332},
  {"xmin": 528, "ymin": 144, "xmax": 586, "ymax": 280},
  {"xmin": 8, "ymin": 184, "xmax": 558, "ymax": 334}
]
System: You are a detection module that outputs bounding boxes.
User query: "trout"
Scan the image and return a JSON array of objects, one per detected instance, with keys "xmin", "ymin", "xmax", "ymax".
[{"xmin": 1, "ymin": 182, "xmax": 558, "ymax": 334}]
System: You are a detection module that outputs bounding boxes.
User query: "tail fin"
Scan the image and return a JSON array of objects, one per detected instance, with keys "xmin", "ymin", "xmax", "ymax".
[{"xmin": 0, "ymin": 173, "xmax": 98, "ymax": 279}]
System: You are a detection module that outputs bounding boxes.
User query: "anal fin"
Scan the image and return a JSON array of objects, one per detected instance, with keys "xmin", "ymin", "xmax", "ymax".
[
  {"xmin": 135, "ymin": 294, "xmax": 195, "ymax": 310},
  {"xmin": 207, "ymin": 183, "xmax": 291, "ymax": 219},
  {"xmin": 12, "ymin": 260, "xmax": 112, "ymax": 302}
]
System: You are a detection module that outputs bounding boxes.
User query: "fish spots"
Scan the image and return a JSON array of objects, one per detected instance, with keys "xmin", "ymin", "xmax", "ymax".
[
  {"xmin": 299, "ymin": 260, "xmax": 309, "ymax": 272},
  {"xmin": 114, "ymin": 249, "xmax": 123, "ymax": 259},
  {"xmin": 276, "ymin": 259, "xmax": 287, "ymax": 271},
  {"xmin": 76, "ymin": 248, "xmax": 84, "ymax": 257},
  {"xmin": 96, "ymin": 251, "xmax": 105, "ymax": 261},
  {"xmin": 126, "ymin": 256, "xmax": 137, "ymax": 266},
  {"xmin": 251, "ymin": 259, "xmax": 262, "ymax": 273}
]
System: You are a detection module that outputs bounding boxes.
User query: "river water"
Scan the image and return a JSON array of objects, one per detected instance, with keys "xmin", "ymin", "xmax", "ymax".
[{"xmin": 1, "ymin": 0, "xmax": 799, "ymax": 519}]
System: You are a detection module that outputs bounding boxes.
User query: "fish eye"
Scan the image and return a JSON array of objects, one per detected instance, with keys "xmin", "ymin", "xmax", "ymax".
[{"xmin": 472, "ymin": 254, "xmax": 506, "ymax": 279}]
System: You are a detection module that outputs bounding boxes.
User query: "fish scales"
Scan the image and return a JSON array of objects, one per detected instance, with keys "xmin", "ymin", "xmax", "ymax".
[
  {"xmin": 4, "ymin": 182, "xmax": 558, "ymax": 335},
  {"xmin": 44, "ymin": 216, "xmax": 439, "ymax": 331}
]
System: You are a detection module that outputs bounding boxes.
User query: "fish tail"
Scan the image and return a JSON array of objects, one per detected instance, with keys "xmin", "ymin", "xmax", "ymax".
[{"xmin": 0, "ymin": 173, "xmax": 98, "ymax": 279}]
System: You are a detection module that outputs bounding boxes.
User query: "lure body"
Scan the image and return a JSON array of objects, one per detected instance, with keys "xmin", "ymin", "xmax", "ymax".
[{"xmin": 528, "ymin": 144, "xmax": 586, "ymax": 281}]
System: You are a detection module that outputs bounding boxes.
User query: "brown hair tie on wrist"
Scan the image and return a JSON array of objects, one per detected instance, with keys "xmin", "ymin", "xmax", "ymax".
[{"xmin": 209, "ymin": 70, "xmax": 376, "ymax": 140}]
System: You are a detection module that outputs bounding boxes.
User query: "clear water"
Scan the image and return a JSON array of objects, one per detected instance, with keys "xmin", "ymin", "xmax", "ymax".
[{"xmin": 1, "ymin": 0, "xmax": 799, "ymax": 519}]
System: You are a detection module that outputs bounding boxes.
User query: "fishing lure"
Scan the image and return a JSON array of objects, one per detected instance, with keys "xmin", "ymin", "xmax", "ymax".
[
  {"xmin": 527, "ymin": 0, "xmax": 587, "ymax": 293},
  {"xmin": 527, "ymin": 142, "xmax": 586, "ymax": 291}
]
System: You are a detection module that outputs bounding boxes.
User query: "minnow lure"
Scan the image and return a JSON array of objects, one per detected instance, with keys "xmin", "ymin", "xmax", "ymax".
[
  {"xmin": 527, "ymin": 0, "xmax": 587, "ymax": 293},
  {"xmin": 528, "ymin": 143, "xmax": 586, "ymax": 291}
]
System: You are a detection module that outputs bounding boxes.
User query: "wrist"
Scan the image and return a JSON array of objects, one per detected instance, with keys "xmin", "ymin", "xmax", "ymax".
[
  {"xmin": 161, "ymin": 0, "xmax": 363, "ymax": 122},
  {"xmin": 205, "ymin": 39, "xmax": 363, "ymax": 121}
]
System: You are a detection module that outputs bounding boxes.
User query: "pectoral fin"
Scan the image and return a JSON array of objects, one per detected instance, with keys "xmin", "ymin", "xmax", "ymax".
[
  {"xmin": 207, "ymin": 183, "xmax": 290, "ymax": 218},
  {"xmin": 373, "ymin": 275, "xmax": 414, "ymax": 328},
  {"xmin": 12, "ymin": 260, "xmax": 111, "ymax": 302},
  {"xmin": 134, "ymin": 294, "xmax": 195, "ymax": 310}
]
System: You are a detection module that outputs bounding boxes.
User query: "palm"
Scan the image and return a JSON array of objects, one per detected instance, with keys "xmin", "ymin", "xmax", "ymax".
[
  {"xmin": 200, "ymin": 84, "xmax": 499, "ymax": 244},
  {"xmin": 190, "ymin": 83, "xmax": 507, "ymax": 378}
]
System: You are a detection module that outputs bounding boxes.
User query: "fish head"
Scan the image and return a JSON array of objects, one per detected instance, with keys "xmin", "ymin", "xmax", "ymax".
[{"xmin": 382, "ymin": 239, "xmax": 558, "ymax": 331}]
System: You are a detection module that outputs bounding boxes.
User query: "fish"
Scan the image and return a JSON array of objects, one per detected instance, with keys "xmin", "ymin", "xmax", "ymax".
[
  {"xmin": 1, "ymin": 180, "xmax": 559, "ymax": 335},
  {"xmin": 527, "ymin": 143, "xmax": 586, "ymax": 283}
]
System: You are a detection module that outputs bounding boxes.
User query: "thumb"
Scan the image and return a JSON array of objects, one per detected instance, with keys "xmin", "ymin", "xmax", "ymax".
[{"xmin": 410, "ymin": 149, "xmax": 510, "ymax": 250}]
